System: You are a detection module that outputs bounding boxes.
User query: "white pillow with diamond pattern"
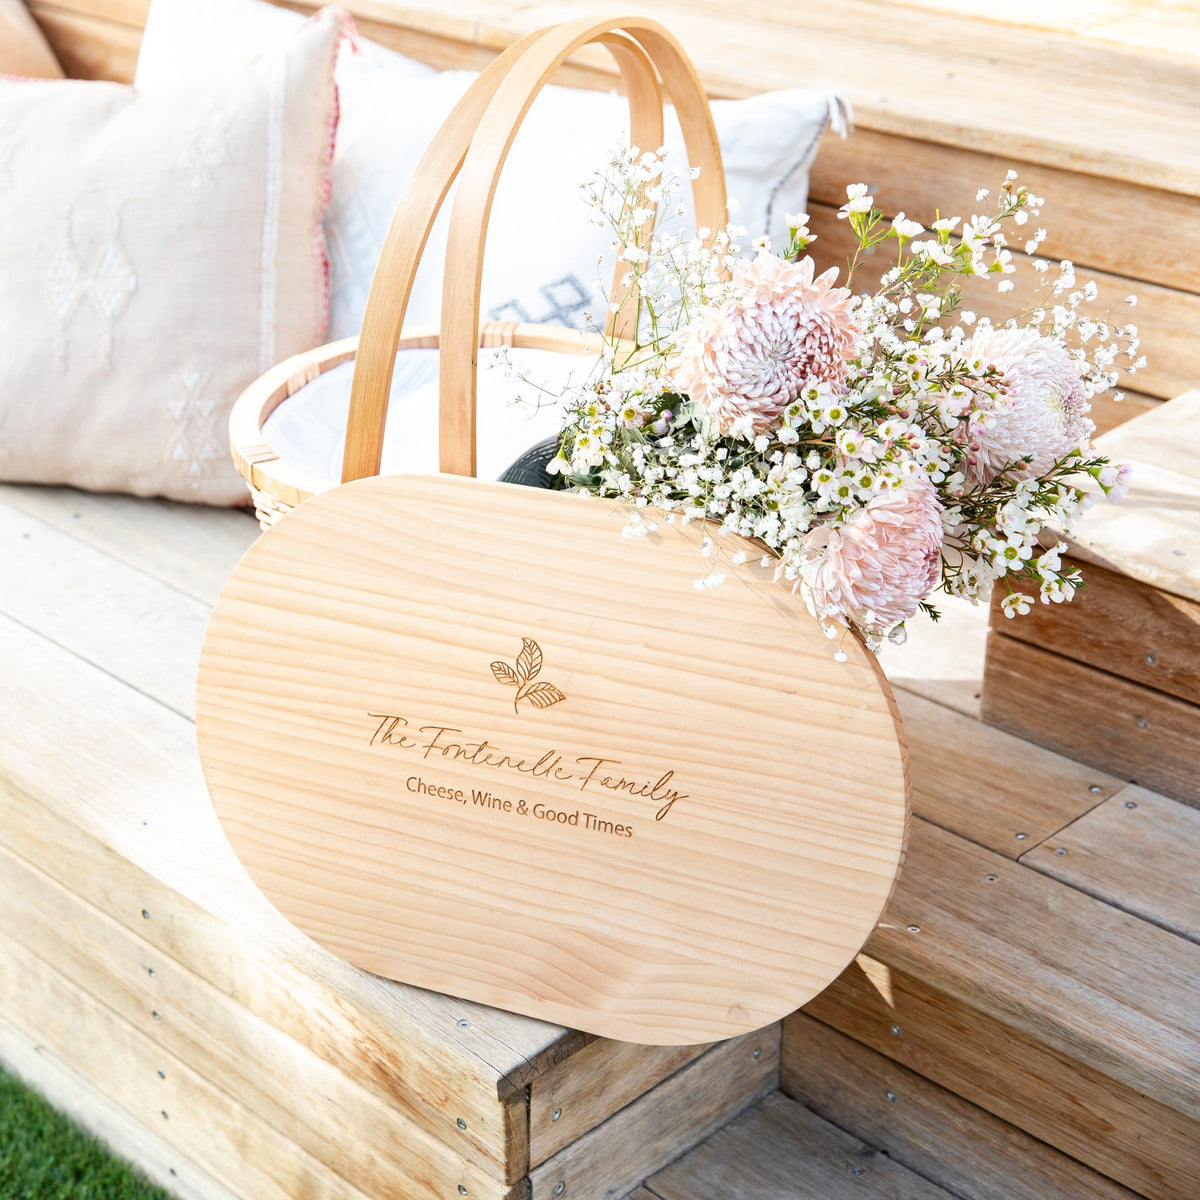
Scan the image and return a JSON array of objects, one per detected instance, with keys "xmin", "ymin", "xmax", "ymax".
[
  {"xmin": 135, "ymin": 0, "xmax": 849, "ymax": 342},
  {"xmin": 0, "ymin": 8, "xmax": 346, "ymax": 503}
]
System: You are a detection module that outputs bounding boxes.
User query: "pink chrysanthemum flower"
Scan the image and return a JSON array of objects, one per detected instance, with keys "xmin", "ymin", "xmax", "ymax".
[
  {"xmin": 670, "ymin": 254, "xmax": 858, "ymax": 436},
  {"xmin": 805, "ymin": 479, "xmax": 944, "ymax": 633},
  {"xmin": 964, "ymin": 326, "xmax": 1095, "ymax": 485}
]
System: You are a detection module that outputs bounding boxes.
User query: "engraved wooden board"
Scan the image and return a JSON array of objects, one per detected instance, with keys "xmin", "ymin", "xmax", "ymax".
[{"xmin": 196, "ymin": 474, "xmax": 910, "ymax": 1045}]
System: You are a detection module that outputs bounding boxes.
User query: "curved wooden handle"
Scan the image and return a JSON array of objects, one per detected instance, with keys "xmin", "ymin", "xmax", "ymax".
[{"xmin": 343, "ymin": 17, "xmax": 727, "ymax": 482}]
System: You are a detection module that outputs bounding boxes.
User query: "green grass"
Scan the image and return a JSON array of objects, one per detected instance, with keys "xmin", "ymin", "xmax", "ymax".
[{"xmin": 0, "ymin": 1068, "xmax": 168, "ymax": 1199}]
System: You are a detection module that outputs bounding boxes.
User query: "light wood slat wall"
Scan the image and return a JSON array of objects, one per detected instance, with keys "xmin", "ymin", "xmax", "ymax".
[{"xmin": 27, "ymin": 0, "xmax": 1193, "ymax": 426}]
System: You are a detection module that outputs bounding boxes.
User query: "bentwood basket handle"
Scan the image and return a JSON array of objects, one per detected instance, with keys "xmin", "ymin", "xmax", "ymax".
[{"xmin": 342, "ymin": 17, "xmax": 727, "ymax": 482}]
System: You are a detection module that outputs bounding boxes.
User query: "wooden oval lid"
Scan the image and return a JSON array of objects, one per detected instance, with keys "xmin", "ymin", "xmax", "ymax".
[{"xmin": 196, "ymin": 474, "xmax": 909, "ymax": 1044}]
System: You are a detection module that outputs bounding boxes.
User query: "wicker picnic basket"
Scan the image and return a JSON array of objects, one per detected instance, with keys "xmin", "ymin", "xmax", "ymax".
[
  {"xmin": 228, "ymin": 18, "xmax": 729, "ymax": 527},
  {"xmin": 200, "ymin": 16, "xmax": 910, "ymax": 1045}
]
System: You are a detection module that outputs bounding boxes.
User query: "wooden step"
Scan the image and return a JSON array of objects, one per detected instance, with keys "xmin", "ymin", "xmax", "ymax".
[
  {"xmin": 5, "ymin": 479, "xmax": 1198, "ymax": 1197},
  {"xmin": 781, "ymin": 1014, "xmax": 1140, "ymax": 1200},
  {"xmin": 982, "ymin": 391, "xmax": 1200, "ymax": 807},
  {"xmin": 803, "ymin": 814, "xmax": 1200, "ymax": 1200},
  {"xmin": 0, "ymin": 484, "xmax": 777, "ymax": 1197},
  {"xmin": 640, "ymin": 1090, "xmax": 960, "ymax": 1199}
]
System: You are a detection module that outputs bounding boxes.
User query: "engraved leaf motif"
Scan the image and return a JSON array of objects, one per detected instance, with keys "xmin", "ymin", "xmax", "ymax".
[
  {"xmin": 524, "ymin": 682, "xmax": 566, "ymax": 710},
  {"xmin": 490, "ymin": 661, "xmax": 519, "ymax": 687},
  {"xmin": 516, "ymin": 638, "xmax": 542, "ymax": 683}
]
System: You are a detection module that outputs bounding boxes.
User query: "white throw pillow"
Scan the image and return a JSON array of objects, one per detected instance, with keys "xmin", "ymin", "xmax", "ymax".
[
  {"xmin": 135, "ymin": 0, "xmax": 848, "ymax": 342},
  {"xmin": 0, "ymin": 9, "xmax": 346, "ymax": 503}
]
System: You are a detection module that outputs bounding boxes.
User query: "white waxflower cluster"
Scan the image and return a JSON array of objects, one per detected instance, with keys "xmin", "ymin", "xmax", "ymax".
[{"xmin": 531, "ymin": 157, "xmax": 1141, "ymax": 652}]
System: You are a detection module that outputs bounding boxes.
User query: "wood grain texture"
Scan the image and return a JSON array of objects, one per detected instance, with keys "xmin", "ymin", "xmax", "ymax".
[
  {"xmin": 1022, "ymin": 785, "xmax": 1200, "ymax": 944},
  {"xmin": 27, "ymin": 2, "xmax": 138, "ymax": 79},
  {"xmin": 0, "ymin": 1014, "xmax": 236, "ymax": 1200},
  {"xmin": 983, "ymin": 631, "xmax": 1200, "ymax": 807},
  {"xmin": 528, "ymin": 1029, "xmax": 777, "ymax": 1200},
  {"xmin": 990, "ymin": 555, "xmax": 1200, "ymax": 707},
  {"xmin": 805, "ymin": 817, "xmax": 1200, "ymax": 1199},
  {"xmin": 0, "ymin": 0, "xmax": 65, "ymax": 76},
  {"xmin": 196, "ymin": 473, "xmax": 909, "ymax": 1044},
  {"xmin": 806, "ymin": 200, "xmax": 1194, "ymax": 403},
  {"xmin": 0, "ymin": 835, "xmax": 513, "ymax": 1200},
  {"xmin": 858, "ymin": 818, "xmax": 1200, "ymax": 1122},
  {"xmin": 805, "ymin": 958, "xmax": 1200, "ymax": 1200},
  {"xmin": 646, "ymin": 1090, "xmax": 954, "ymax": 1199},
  {"xmin": 0, "ymin": 923, "xmax": 380, "ymax": 1200},
  {"xmin": 781, "ymin": 1013, "xmax": 1141, "ymax": 1200},
  {"xmin": 1068, "ymin": 391, "xmax": 1200, "ymax": 603},
  {"xmin": 0, "ymin": 482, "xmax": 257, "ymax": 607},
  {"xmin": 0, "ymin": 614, "xmax": 545, "ymax": 1180},
  {"xmin": 896, "ymin": 689, "xmax": 1122, "ymax": 858},
  {"xmin": 253, "ymin": 0, "xmax": 1200, "ymax": 195},
  {"xmin": 809, "ymin": 126, "xmax": 1200, "ymax": 295},
  {"xmin": 528, "ymin": 1037, "xmax": 712, "ymax": 1166}
]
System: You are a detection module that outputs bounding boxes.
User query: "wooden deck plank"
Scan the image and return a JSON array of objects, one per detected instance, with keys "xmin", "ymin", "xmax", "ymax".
[
  {"xmin": 27, "ymin": 1, "xmax": 139, "ymax": 79},
  {"xmin": 0, "ymin": 483, "xmax": 257, "ymax": 606},
  {"xmin": 781, "ymin": 1012, "xmax": 1141, "ymax": 1200},
  {"xmin": 0, "ymin": 494, "xmax": 210, "ymax": 718},
  {"xmin": 896, "ymin": 690, "xmax": 1121, "ymax": 858},
  {"xmin": 0, "ymin": 924, "xmax": 381, "ymax": 1200},
  {"xmin": 528, "ymin": 1030, "xmax": 778, "ymax": 1200},
  {"xmin": 810, "ymin": 126, "xmax": 1200, "ymax": 295},
  {"xmin": 528, "ymin": 1038, "xmax": 712, "ymax": 1167},
  {"xmin": 0, "ymin": 833, "xmax": 512, "ymax": 1200},
  {"xmin": 646, "ymin": 1090, "xmax": 954, "ymax": 1199},
  {"xmin": 0, "ymin": 612, "xmax": 548, "ymax": 1179},
  {"xmin": 865, "ymin": 819, "xmax": 1200, "ymax": 1118},
  {"xmin": 807, "ymin": 200, "xmax": 1192, "ymax": 403},
  {"xmin": 0, "ymin": 1015, "xmax": 236, "ymax": 1200},
  {"xmin": 337, "ymin": 0, "xmax": 1200, "ymax": 195},
  {"xmin": 1069, "ymin": 392, "xmax": 1200, "ymax": 604},
  {"xmin": 1022, "ymin": 785, "xmax": 1200, "ymax": 944},
  {"xmin": 988, "ymin": 556, "xmax": 1200, "ymax": 708},
  {"xmin": 805, "ymin": 957, "xmax": 1199, "ymax": 1200},
  {"xmin": 984, "ymin": 631, "xmax": 1200, "ymax": 808},
  {"xmin": 805, "ymin": 818, "xmax": 1200, "ymax": 1199}
]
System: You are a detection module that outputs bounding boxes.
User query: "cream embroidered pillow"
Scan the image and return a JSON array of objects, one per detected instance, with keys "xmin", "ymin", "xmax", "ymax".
[{"xmin": 0, "ymin": 8, "xmax": 345, "ymax": 503}]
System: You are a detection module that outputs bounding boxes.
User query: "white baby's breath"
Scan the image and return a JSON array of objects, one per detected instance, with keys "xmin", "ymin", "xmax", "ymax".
[{"xmin": 524, "ymin": 152, "xmax": 1136, "ymax": 649}]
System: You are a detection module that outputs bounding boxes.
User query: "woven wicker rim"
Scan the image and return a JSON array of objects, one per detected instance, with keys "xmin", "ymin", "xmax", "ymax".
[
  {"xmin": 229, "ymin": 321, "xmax": 603, "ymax": 517},
  {"xmin": 229, "ymin": 16, "xmax": 724, "ymax": 524}
]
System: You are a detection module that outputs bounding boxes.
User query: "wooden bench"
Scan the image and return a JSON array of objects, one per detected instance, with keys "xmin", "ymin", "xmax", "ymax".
[{"xmin": 7, "ymin": 3, "xmax": 1200, "ymax": 1197}]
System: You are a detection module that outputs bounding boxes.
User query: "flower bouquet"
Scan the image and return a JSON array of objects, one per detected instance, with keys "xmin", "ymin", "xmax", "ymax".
[{"xmin": 537, "ymin": 153, "xmax": 1143, "ymax": 655}]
